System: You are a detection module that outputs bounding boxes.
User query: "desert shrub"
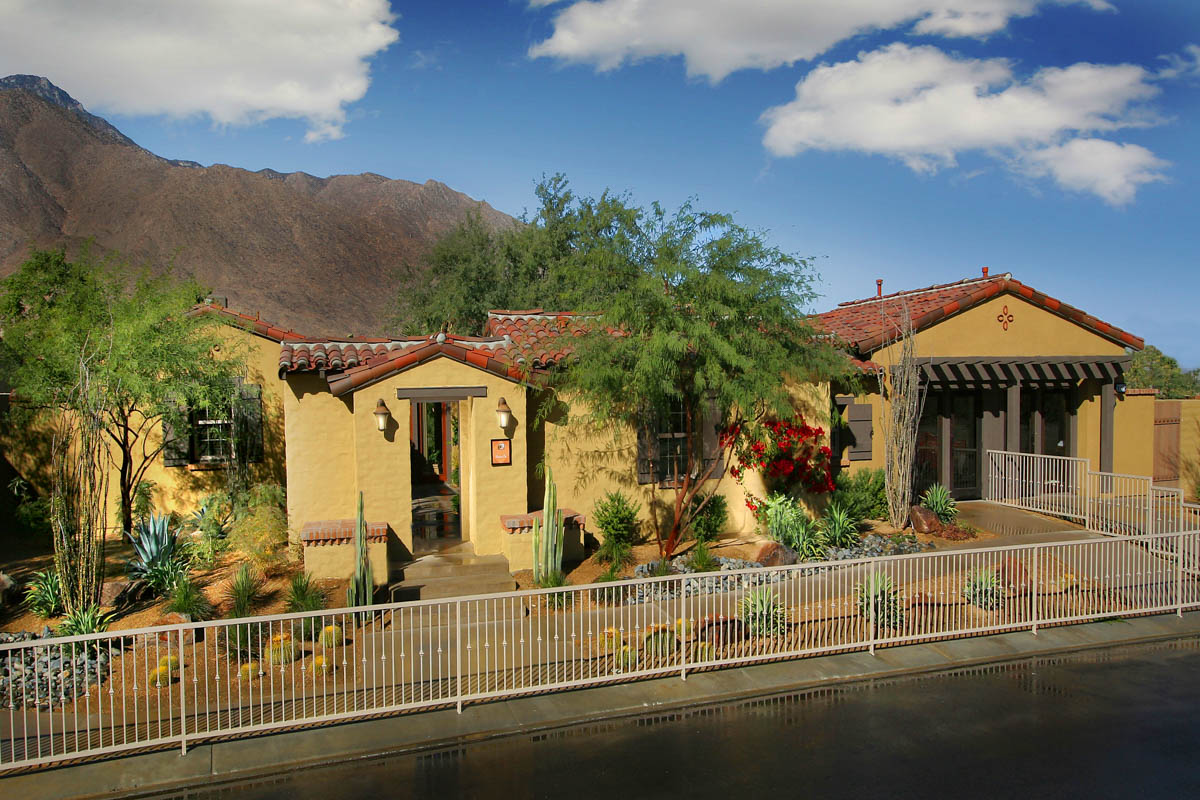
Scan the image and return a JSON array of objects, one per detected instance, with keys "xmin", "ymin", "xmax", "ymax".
[
  {"xmin": 649, "ymin": 558, "xmax": 674, "ymax": 577},
  {"xmin": 593, "ymin": 491, "xmax": 640, "ymax": 550},
  {"xmin": 23, "ymin": 569, "xmax": 64, "ymax": 618},
  {"xmin": 167, "ymin": 578, "xmax": 214, "ymax": 621},
  {"xmin": 225, "ymin": 562, "xmax": 264, "ymax": 618},
  {"xmin": 590, "ymin": 565, "xmax": 627, "ymax": 605},
  {"xmin": 962, "ymin": 568, "xmax": 1004, "ymax": 610},
  {"xmin": 246, "ymin": 483, "xmax": 286, "ymax": 511},
  {"xmin": 688, "ymin": 540, "xmax": 719, "ymax": 573},
  {"xmin": 820, "ymin": 503, "xmax": 861, "ymax": 549},
  {"xmin": 8, "ymin": 478, "xmax": 51, "ymax": 538},
  {"xmin": 856, "ymin": 572, "xmax": 904, "ymax": 631},
  {"xmin": 597, "ymin": 538, "xmax": 634, "ymax": 568},
  {"xmin": 55, "ymin": 605, "xmax": 111, "ymax": 637},
  {"xmin": 762, "ymin": 494, "xmax": 824, "ymax": 560},
  {"xmin": 127, "ymin": 513, "xmax": 182, "ymax": 586},
  {"xmin": 537, "ymin": 570, "xmax": 573, "ymax": 608},
  {"xmin": 688, "ymin": 493, "xmax": 728, "ymax": 543},
  {"xmin": 183, "ymin": 530, "xmax": 227, "ymax": 571},
  {"xmin": 833, "ymin": 468, "xmax": 889, "ymax": 522},
  {"xmin": 740, "ymin": 589, "xmax": 786, "ymax": 637},
  {"xmin": 286, "ymin": 572, "xmax": 326, "ymax": 639},
  {"xmin": 919, "ymin": 483, "xmax": 958, "ymax": 525},
  {"xmin": 228, "ymin": 505, "xmax": 288, "ymax": 569},
  {"xmin": 132, "ymin": 480, "xmax": 156, "ymax": 527}
]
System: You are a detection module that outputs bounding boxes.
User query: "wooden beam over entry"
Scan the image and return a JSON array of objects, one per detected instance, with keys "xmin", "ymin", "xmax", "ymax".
[{"xmin": 396, "ymin": 386, "xmax": 488, "ymax": 401}]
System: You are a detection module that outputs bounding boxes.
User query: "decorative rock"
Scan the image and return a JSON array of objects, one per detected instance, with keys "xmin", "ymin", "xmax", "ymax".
[
  {"xmin": 0, "ymin": 571, "xmax": 16, "ymax": 608},
  {"xmin": 754, "ymin": 542, "xmax": 799, "ymax": 568},
  {"xmin": 159, "ymin": 612, "xmax": 192, "ymax": 626},
  {"xmin": 910, "ymin": 506, "xmax": 943, "ymax": 534},
  {"xmin": 99, "ymin": 580, "xmax": 129, "ymax": 608}
]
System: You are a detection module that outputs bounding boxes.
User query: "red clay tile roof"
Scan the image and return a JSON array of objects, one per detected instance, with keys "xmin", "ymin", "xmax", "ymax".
[
  {"xmin": 485, "ymin": 310, "xmax": 598, "ymax": 369},
  {"xmin": 191, "ymin": 303, "xmax": 308, "ymax": 342},
  {"xmin": 299, "ymin": 519, "xmax": 389, "ymax": 545},
  {"xmin": 817, "ymin": 273, "xmax": 1144, "ymax": 355}
]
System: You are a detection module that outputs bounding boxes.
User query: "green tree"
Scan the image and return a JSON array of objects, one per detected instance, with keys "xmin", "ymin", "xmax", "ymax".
[
  {"xmin": 534, "ymin": 193, "xmax": 848, "ymax": 558},
  {"xmin": 394, "ymin": 174, "xmax": 641, "ymax": 335},
  {"xmin": 0, "ymin": 249, "xmax": 243, "ymax": 536},
  {"xmin": 1127, "ymin": 345, "xmax": 1200, "ymax": 399}
]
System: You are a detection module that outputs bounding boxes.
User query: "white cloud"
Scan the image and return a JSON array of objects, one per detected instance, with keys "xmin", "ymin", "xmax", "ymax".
[
  {"xmin": 529, "ymin": 0, "xmax": 1112, "ymax": 81},
  {"xmin": 0, "ymin": 0, "xmax": 400, "ymax": 142},
  {"xmin": 1022, "ymin": 139, "xmax": 1168, "ymax": 206},
  {"xmin": 760, "ymin": 43, "xmax": 1166, "ymax": 204},
  {"xmin": 1159, "ymin": 43, "xmax": 1200, "ymax": 79}
]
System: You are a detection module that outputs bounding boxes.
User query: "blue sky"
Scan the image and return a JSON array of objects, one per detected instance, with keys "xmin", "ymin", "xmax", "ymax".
[{"xmin": 2, "ymin": 1, "xmax": 1198, "ymax": 363}]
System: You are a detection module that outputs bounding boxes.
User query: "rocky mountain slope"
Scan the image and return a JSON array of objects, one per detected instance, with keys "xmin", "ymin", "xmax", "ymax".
[{"xmin": 0, "ymin": 75, "xmax": 513, "ymax": 337}]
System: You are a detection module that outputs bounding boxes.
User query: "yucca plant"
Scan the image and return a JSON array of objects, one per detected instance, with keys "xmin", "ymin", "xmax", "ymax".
[
  {"xmin": 856, "ymin": 571, "xmax": 904, "ymax": 631},
  {"xmin": 167, "ymin": 577, "xmax": 214, "ymax": 621},
  {"xmin": 23, "ymin": 569, "xmax": 64, "ymax": 618},
  {"xmin": 920, "ymin": 483, "xmax": 958, "ymax": 525},
  {"xmin": 590, "ymin": 564, "xmax": 627, "ymax": 605},
  {"xmin": 740, "ymin": 588, "xmax": 787, "ymax": 637},
  {"xmin": 688, "ymin": 540, "xmax": 720, "ymax": 573},
  {"xmin": 128, "ymin": 513, "xmax": 181, "ymax": 582},
  {"xmin": 287, "ymin": 572, "xmax": 326, "ymax": 639},
  {"xmin": 55, "ymin": 604, "xmax": 112, "ymax": 637},
  {"xmin": 820, "ymin": 502, "xmax": 861, "ymax": 549},
  {"xmin": 962, "ymin": 568, "xmax": 1004, "ymax": 610},
  {"xmin": 226, "ymin": 562, "xmax": 263, "ymax": 618}
]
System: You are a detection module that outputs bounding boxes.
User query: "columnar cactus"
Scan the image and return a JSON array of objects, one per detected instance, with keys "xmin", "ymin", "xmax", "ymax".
[
  {"xmin": 532, "ymin": 466, "xmax": 564, "ymax": 585},
  {"xmin": 346, "ymin": 492, "xmax": 372, "ymax": 607}
]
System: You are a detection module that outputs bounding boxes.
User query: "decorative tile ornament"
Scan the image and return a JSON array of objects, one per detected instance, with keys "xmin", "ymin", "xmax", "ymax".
[{"xmin": 997, "ymin": 305, "xmax": 1014, "ymax": 331}]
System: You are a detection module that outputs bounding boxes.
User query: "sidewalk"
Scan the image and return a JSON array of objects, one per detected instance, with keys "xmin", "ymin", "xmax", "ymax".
[{"xmin": 6, "ymin": 611, "xmax": 1200, "ymax": 800}]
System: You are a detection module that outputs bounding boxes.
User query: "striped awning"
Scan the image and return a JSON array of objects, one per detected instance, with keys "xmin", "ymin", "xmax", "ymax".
[{"xmin": 919, "ymin": 356, "xmax": 1130, "ymax": 386}]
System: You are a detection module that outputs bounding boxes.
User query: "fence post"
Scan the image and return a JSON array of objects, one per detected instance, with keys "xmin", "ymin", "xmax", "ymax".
[
  {"xmin": 680, "ymin": 575, "xmax": 689, "ymax": 681},
  {"xmin": 1030, "ymin": 549, "xmax": 1039, "ymax": 636},
  {"xmin": 455, "ymin": 601, "xmax": 463, "ymax": 714},
  {"xmin": 868, "ymin": 565, "xmax": 876, "ymax": 656},
  {"xmin": 178, "ymin": 627, "xmax": 188, "ymax": 755},
  {"xmin": 1178, "ymin": 534, "xmax": 1185, "ymax": 617}
]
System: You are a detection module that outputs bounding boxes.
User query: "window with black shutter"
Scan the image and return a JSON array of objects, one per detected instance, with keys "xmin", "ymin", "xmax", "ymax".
[
  {"xmin": 162, "ymin": 381, "xmax": 264, "ymax": 467},
  {"xmin": 636, "ymin": 396, "xmax": 725, "ymax": 486},
  {"xmin": 846, "ymin": 401, "xmax": 874, "ymax": 461}
]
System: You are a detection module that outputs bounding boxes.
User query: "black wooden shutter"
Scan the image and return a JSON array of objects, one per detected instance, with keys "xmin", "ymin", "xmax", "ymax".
[
  {"xmin": 702, "ymin": 394, "xmax": 725, "ymax": 477},
  {"xmin": 161, "ymin": 401, "xmax": 191, "ymax": 467},
  {"xmin": 847, "ymin": 402, "xmax": 874, "ymax": 461},
  {"xmin": 237, "ymin": 383, "xmax": 264, "ymax": 463},
  {"xmin": 636, "ymin": 423, "xmax": 654, "ymax": 485}
]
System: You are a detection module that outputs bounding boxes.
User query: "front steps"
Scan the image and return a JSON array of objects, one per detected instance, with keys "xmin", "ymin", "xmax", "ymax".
[{"xmin": 388, "ymin": 545, "xmax": 516, "ymax": 601}]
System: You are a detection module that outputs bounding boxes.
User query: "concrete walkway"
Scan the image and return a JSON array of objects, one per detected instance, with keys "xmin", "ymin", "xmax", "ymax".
[
  {"xmin": 956, "ymin": 500, "xmax": 1086, "ymax": 539},
  {"xmin": 6, "ymin": 611, "xmax": 1200, "ymax": 800}
]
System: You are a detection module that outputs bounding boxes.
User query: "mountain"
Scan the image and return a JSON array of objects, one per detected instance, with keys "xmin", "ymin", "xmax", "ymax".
[{"xmin": 0, "ymin": 75, "xmax": 514, "ymax": 337}]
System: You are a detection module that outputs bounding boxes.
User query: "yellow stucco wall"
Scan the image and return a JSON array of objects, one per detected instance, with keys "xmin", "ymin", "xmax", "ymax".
[
  {"xmin": 1180, "ymin": 400, "xmax": 1200, "ymax": 500},
  {"xmin": 871, "ymin": 293, "xmax": 1127, "ymax": 363},
  {"xmin": 1112, "ymin": 393, "xmax": 1155, "ymax": 477},
  {"xmin": 302, "ymin": 541, "xmax": 388, "ymax": 586},
  {"xmin": 1, "ymin": 322, "xmax": 287, "ymax": 524},
  {"xmin": 283, "ymin": 355, "xmax": 528, "ymax": 561}
]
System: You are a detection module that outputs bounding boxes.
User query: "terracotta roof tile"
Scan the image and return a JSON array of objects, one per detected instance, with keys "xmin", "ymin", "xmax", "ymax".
[
  {"xmin": 817, "ymin": 273, "xmax": 1143, "ymax": 354},
  {"xmin": 190, "ymin": 303, "xmax": 308, "ymax": 342}
]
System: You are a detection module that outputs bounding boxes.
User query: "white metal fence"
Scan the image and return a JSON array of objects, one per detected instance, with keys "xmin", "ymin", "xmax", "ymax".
[
  {"xmin": 985, "ymin": 449, "xmax": 1200, "ymax": 537},
  {"xmin": 5, "ymin": 527, "xmax": 1200, "ymax": 771}
]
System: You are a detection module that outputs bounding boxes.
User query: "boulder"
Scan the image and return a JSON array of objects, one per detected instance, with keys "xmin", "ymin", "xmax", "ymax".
[
  {"xmin": 159, "ymin": 612, "xmax": 192, "ymax": 626},
  {"xmin": 0, "ymin": 571, "xmax": 16, "ymax": 608},
  {"xmin": 910, "ymin": 505, "xmax": 942, "ymax": 534},
  {"xmin": 99, "ymin": 580, "xmax": 129, "ymax": 608},
  {"xmin": 754, "ymin": 541, "xmax": 799, "ymax": 567}
]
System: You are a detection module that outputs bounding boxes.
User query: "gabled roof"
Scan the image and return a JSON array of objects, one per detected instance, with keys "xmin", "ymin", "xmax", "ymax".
[
  {"xmin": 816, "ymin": 272, "xmax": 1143, "ymax": 354},
  {"xmin": 484, "ymin": 310, "xmax": 597, "ymax": 369},
  {"xmin": 191, "ymin": 303, "xmax": 308, "ymax": 342}
]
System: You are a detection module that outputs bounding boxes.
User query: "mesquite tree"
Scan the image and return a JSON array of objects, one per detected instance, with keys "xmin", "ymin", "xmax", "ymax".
[
  {"xmin": 875, "ymin": 303, "xmax": 926, "ymax": 529},
  {"xmin": 538, "ymin": 192, "xmax": 847, "ymax": 558},
  {"xmin": 0, "ymin": 249, "xmax": 242, "ymax": 534}
]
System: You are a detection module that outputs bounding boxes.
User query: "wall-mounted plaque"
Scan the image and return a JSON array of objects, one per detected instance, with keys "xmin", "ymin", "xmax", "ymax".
[{"xmin": 491, "ymin": 438, "xmax": 512, "ymax": 467}]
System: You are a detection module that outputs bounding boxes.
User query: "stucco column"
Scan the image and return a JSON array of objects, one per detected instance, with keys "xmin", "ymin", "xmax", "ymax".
[
  {"xmin": 1100, "ymin": 380, "xmax": 1115, "ymax": 472},
  {"xmin": 1006, "ymin": 383, "xmax": 1020, "ymax": 452}
]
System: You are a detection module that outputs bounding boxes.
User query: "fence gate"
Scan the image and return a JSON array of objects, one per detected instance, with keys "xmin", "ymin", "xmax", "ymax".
[{"xmin": 1155, "ymin": 400, "xmax": 1182, "ymax": 486}]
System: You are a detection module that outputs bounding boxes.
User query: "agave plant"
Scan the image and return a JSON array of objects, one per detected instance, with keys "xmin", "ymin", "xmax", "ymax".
[
  {"xmin": 962, "ymin": 568, "xmax": 1004, "ymax": 610},
  {"xmin": 23, "ymin": 569, "xmax": 64, "ymax": 619},
  {"xmin": 55, "ymin": 605, "xmax": 113, "ymax": 638},
  {"xmin": 856, "ymin": 572, "xmax": 904, "ymax": 631},
  {"xmin": 820, "ymin": 502, "xmax": 861, "ymax": 549},
  {"xmin": 920, "ymin": 483, "xmax": 958, "ymax": 525},
  {"xmin": 128, "ymin": 513, "xmax": 181, "ymax": 581},
  {"xmin": 740, "ymin": 588, "xmax": 787, "ymax": 637}
]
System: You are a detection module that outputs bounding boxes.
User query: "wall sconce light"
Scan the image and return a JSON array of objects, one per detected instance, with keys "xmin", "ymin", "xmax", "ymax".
[
  {"xmin": 496, "ymin": 397, "xmax": 512, "ymax": 430},
  {"xmin": 374, "ymin": 398, "xmax": 391, "ymax": 432},
  {"xmin": 1115, "ymin": 382, "xmax": 1127, "ymax": 397}
]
